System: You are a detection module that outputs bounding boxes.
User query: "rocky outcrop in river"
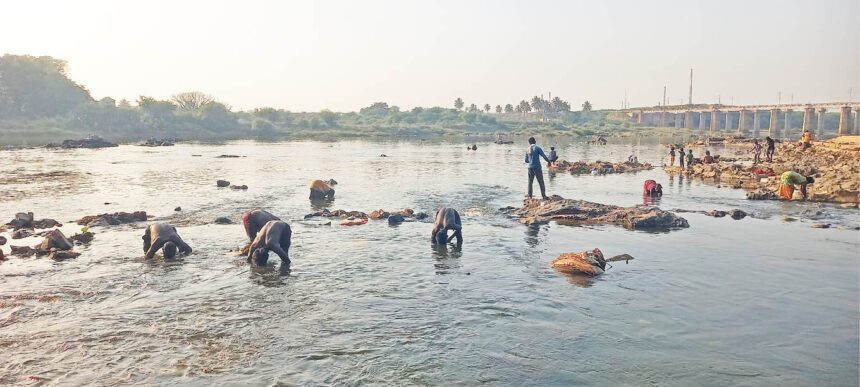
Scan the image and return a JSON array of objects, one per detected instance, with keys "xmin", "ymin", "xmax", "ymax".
[
  {"xmin": 2, "ymin": 212, "xmax": 62, "ymax": 231},
  {"xmin": 549, "ymin": 160, "xmax": 653, "ymax": 174},
  {"xmin": 502, "ymin": 195, "xmax": 689, "ymax": 230},
  {"xmin": 75, "ymin": 211, "xmax": 148, "ymax": 226},
  {"xmin": 47, "ymin": 136, "xmax": 117, "ymax": 149}
]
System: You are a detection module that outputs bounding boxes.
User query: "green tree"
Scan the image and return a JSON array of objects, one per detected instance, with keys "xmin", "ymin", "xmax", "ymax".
[
  {"xmin": 530, "ymin": 96, "xmax": 543, "ymax": 113},
  {"xmin": 504, "ymin": 103, "xmax": 514, "ymax": 114},
  {"xmin": 199, "ymin": 101, "xmax": 236, "ymax": 131},
  {"xmin": 0, "ymin": 54, "xmax": 93, "ymax": 118},
  {"xmin": 454, "ymin": 97, "xmax": 464, "ymax": 111},
  {"xmin": 551, "ymin": 97, "xmax": 570, "ymax": 112},
  {"xmin": 319, "ymin": 109, "xmax": 338, "ymax": 127},
  {"xmin": 518, "ymin": 100, "xmax": 531, "ymax": 115},
  {"xmin": 582, "ymin": 100, "xmax": 593, "ymax": 111},
  {"xmin": 483, "ymin": 104, "xmax": 491, "ymax": 113},
  {"xmin": 495, "ymin": 105, "xmax": 502, "ymax": 114},
  {"xmin": 253, "ymin": 107, "xmax": 280, "ymax": 123},
  {"xmin": 468, "ymin": 103, "xmax": 478, "ymax": 112},
  {"xmin": 137, "ymin": 96, "xmax": 176, "ymax": 129}
]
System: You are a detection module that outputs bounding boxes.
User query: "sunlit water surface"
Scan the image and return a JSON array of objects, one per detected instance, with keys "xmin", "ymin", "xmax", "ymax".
[{"xmin": 1, "ymin": 138, "xmax": 857, "ymax": 386}]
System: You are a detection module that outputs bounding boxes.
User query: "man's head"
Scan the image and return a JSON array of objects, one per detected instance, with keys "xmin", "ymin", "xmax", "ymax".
[
  {"xmin": 528, "ymin": 137, "xmax": 536, "ymax": 145},
  {"xmin": 435, "ymin": 229, "xmax": 448, "ymax": 245},
  {"xmin": 766, "ymin": 136, "xmax": 772, "ymax": 141},
  {"xmin": 253, "ymin": 247, "xmax": 270, "ymax": 266},
  {"xmin": 550, "ymin": 146, "xmax": 555, "ymax": 150},
  {"xmin": 655, "ymin": 183, "xmax": 663, "ymax": 195},
  {"xmin": 805, "ymin": 176, "xmax": 815, "ymax": 184},
  {"xmin": 705, "ymin": 150, "xmax": 711, "ymax": 155},
  {"xmin": 163, "ymin": 241, "xmax": 177, "ymax": 259}
]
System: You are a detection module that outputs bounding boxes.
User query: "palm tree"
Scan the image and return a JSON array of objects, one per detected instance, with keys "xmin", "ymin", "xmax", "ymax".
[
  {"xmin": 454, "ymin": 97, "xmax": 464, "ymax": 111},
  {"xmin": 495, "ymin": 105, "xmax": 502, "ymax": 114},
  {"xmin": 483, "ymin": 104, "xmax": 491, "ymax": 113},
  {"xmin": 581, "ymin": 100, "xmax": 593, "ymax": 111},
  {"xmin": 468, "ymin": 103, "xmax": 478, "ymax": 112},
  {"xmin": 531, "ymin": 96, "xmax": 543, "ymax": 113},
  {"xmin": 504, "ymin": 104, "xmax": 514, "ymax": 114},
  {"xmin": 518, "ymin": 100, "xmax": 531, "ymax": 116}
]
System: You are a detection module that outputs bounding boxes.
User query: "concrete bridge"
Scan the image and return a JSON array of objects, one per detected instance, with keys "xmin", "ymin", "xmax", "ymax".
[{"xmin": 624, "ymin": 102, "xmax": 860, "ymax": 139}]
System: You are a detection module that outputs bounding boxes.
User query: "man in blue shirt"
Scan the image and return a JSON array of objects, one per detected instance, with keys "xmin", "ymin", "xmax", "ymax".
[{"xmin": 524, "ymin": 137, "xmax": 550, "ymax": 199}]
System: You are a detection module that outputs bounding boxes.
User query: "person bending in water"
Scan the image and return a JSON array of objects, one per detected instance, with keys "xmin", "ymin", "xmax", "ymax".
[
  {"xmin": 242, "ymin": 209, "xmax": 281, "ymax": 243},
  {"xmin": 248, "ymin": 220, "xmax": 292, "ymax": 266},
  {"xmin": 431, "ymin": 207, "xmax": 463, "ymax": 245},
  {"xmin": 524, "ymin": 137, "xmax": 550, "ymax": 199},
  {"xmin": 778, "ymin": 171, "xmax": 814, "ymax": 200},
  {"xmin": 643, "ymin": 180, "xmax": 663, "ymax": 197},
  {"xmin": 142, "ymin": 223, "xmax": 192, "ymax": 259},
  {"xmin": 548, "ymin": 146, "xmax": 559, "ymax": 166},
  {"xmin": 309, "ymin": 179, "xmax": 335, "ymax": 200}
]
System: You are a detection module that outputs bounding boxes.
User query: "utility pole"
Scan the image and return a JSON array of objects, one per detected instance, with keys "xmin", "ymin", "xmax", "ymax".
[
  {"xmin": 663, "ymin": 86, "xmax": 667, "ymax": 107},
  {"xmin": 778, "ymin": 91, "xmax": 781, "ymax": 105},
  {"xmin": 688, "ymin": 68, "xmax": 693, "ymax": 105}
]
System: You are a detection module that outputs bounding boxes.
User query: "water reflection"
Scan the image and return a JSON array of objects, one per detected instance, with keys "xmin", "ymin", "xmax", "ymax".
[
  {"xmin": 249, "ymin": 262, "xmax": 291, "ymax": 286},
  {"xmin": 562, "ymin": 273, "xmax": 596, "ymax": 288},
  {"xmin": 524, "ymin": 223, "xmax": 543, "ymax": 247},
  {"xmin": 431, "ymin": 243, "xmax": 462, "ymax": 275},
  {"xmin": 309, "ymin": 197, "xmax": 335, "ymax": 211}
]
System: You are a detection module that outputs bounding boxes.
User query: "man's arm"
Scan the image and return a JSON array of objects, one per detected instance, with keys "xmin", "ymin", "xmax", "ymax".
[
  {"xmin": 538, "ymin": 147, "xmax": 550, "ymax": 162},
  {"xmin": 145, "ymin": 237, "xmax": 165, "ymax": 259},
  {"xmin": 269, "ymin": 243, "xmax": 290, "ymax": 264},
  {"xmin": 447, "ymin": 229, "xmax": 463, "ymax": 244},
  {"xmin": 142, "ymin": 228, "xmax": 151, "ymax": 253},
  {"xmin": 174, "ymin": 236, "xmax": 192, "ymax": 255}
]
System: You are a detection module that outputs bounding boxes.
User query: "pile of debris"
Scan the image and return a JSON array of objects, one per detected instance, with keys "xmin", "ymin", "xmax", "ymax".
[
  {"xmin": 549, "ymin": 160, "xmax": 653, "ymax": 174},
  {"xmin": 502, "ymin": 195, "xmax": 689, "ymax": 230}
]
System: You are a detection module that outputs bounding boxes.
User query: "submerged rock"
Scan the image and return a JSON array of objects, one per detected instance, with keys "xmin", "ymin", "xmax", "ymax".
[
  {"xmin": 505, "ymin": 195, "xmax": 689, "ymax": 230},
  {"xmin": 706, "ymin": 210, "xmax": 727, "ymax": 218},
  {"xmin": 0, "ymin": 236, "xmax": 6, "ymax": 245},
  {"xmin": 607, "ymin": 254, "xmax": 635, "ymax": 262},
  {"xmin": 370, "ymin": 209, "xmax": 390, "ymax": 219},
  {"xmin": 174, "ymin": 206, "xmax": 182, "ymax": 212},
  {"xmin": 2, "ymin": 212, "xmax": 57, "ymax": 230},
  {"xmin": 811, "ymin": 223, "xmax": 831, "ymax": 229},
  {"xmin": 47, "ymin": 136, "xmax": 117, "ymax": 149},
  {"xmin": 229, "ymin": 184, "xmax": 248, "ymax": 190},
  {"xmin": 50, "ymin": 250, "xmax": 81, "ymax": 261},
  {"xmin": 304, "ymin": 209, "xmax": 368, "ymax": 219},
  {"xmin": 551, "ymin": 249, "xmax": 607, "ymax": 276},
  {"xmin": 216, "ymin": 154, "xmax": 241, "ymax": 158},
  {"xmin": 387, "ymin": 214, "xmax": 405, "ymax": 225},
  {"xmin": 141, "ymin": 138, "xmax": 175, "ymax": 147},
  {"xmin": 728, "ymin": 209, "xmax": 747, "ymax": 219},
  {"xmin": 75, "ymin": 211, "xmax": 148, "ymax": 226},
  {"xmin": 214, "ymin": 217, "xmax": 233, "ymax": 224},
  {"xmin": 216, "ymin": 180, "xmax": 230, "ymax": 187},
  {"xmin": 11, "ymin": 229, "xmax": 32, "ymax": 239},
  {"xmin": 69, "ymin": 232, "xmax": 95, "ymax": 245}
]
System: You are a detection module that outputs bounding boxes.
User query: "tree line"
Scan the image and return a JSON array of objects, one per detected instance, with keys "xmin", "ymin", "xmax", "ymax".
[{"xmin": 453, "ymin": 96, "xmax": 592, "ymax": 116}]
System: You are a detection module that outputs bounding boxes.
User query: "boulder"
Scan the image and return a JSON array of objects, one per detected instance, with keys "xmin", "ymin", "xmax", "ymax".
[
  {"xmin": 216, "ymin": 180, "xmax": 231, "ymax": 187},
  {"xmin": 10, "ymin": 245, "xmax": 39, "ymax": 257},
  {"xmin": 174, "ymin": 207, "xmax": 182, "ymax": 212},
  {"xmin": 11, "ymin": 229, "xmax": 32, "ymax": 239},
  {"xmin": 0, "ymin": 236, "xmax": 6, "ymax": 245},
  {"xmin": 370, "ymin": 210, "xmax": 390, "ymax": 219},
  {"xmin": 304, "ymin": 209, "xmax": 367, "ymax": 219},
  {"xmin": 32, "ymin": 219, "xmax": 61, "ymax": 229},
  {"xmin": 47, "ymin": 136, "xmax": 117, "ymax": 149},
  {"xmin": 811, "ymin": 223, "xmax": 831, "ymax": 229},
  {"xmin": 551, "ymin": 249, "xmax": 607, "ymax": 276},
  {"xmin": 728, "ymin": 209, "xmax": 747, "ymax": 219},
  {"xmin": 70, "ymin": 232, "xmax": 94, "ymax": 245},
  {"xmin": 76, "ymin": 211, "xmax": 147, "ymax": 226},
  {"xmin": 388, "ymin": 214, "xmax": 405, "ymax": 225},
  {"xmin": 50, "ymin": 250, "xmax": 81, "ymax": 261},
  {"xmin": 36, "ymin": 230, "xmax": 74, "ymax": 251},
  {"xmin": 706, "ymin": 210, "xmax": 727, "ymax": 218},
  {"xmin": 214, "ymin": 217, "xmax": 233, "ymax": 224},
  {"xmin": 229, "ymin": 184, "xmax": 248, "ymax": 190},
  {"xmin": 607, "ymin": 254, "xmax": 635, "ymax": 262},
  {"xmin": 413, "ymin": 212, "xmax": 429, "ymax": 220}
]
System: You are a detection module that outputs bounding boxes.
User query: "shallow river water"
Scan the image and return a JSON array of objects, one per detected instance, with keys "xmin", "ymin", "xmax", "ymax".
[{"xmin": 1, "ymin": 138, "xmax": 858, "ymax": 386}]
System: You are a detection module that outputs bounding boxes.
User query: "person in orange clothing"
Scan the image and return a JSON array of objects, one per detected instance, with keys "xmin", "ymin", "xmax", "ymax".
[
  {"xmin": 778, "ymin": 171, "xmax": 814, "ymax": 200},
  {"xmin": 800, "ymin": 130, "xmax": 812, "ymax": 150}
]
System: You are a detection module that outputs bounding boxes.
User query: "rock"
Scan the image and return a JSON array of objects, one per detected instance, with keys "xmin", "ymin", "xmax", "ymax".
[
  {"xmin": 75, "ymin": 211, "xmax": 148, "ymax": 226},
  {"xmin": 229, "ymin": 185, "xmax": 248, "ymax": 190},
  {"xmin": 69, "ymin": 232, "xmax": 94, "ymax": 245},
  {"xmin": 401, "ymin": 208, "xmax": 415, "ymax": 217},
  {"xmin": 36, "ymin": 230, "xmax": 74, "ymax": 251},
  {"xmin": 214, "ymin": 217, "xmax": 233, "ymax": 224},
  {"xmin": 216, "ymin": 154, "xmax": 241, "ymax": 158},
  {"xmin": 728, "ymin": 209, "xmax": 747, "ymax": 219},
  {"xmin": 379, "ymin": 154, "xmax": 387, "ymax": 157},
  {"xmin": 11, "ymin": 229, "xmax": 32, "ymax": 239},
  {"xmin": 747, "ymin": 189, "xmax": 779, "ymax": 200},
  {"xmin": 607, "ymin": 254, "xmax": 635, "ymax": 262},
  {"xmin": 413, "ymin": 212, "xmax": 429, "ymax": 220},
  {"xmin": 388, "ymin": 214, "xmax": 405, "ymax": 225},
  {"xmin": 706, "ymin": 210, "xmax": 727, "ymax": 218},
  {"xmin": 0, "ymin": 236, "xmax": 6, "ymax": 245},
  {"xmin": 506, "ymin": 195, "xmax": 689, "ymax": 230},
  {"xmin": 50, "ymin": 250, "xmax": 81, "ymax": 261},
  {"xmin": 47, "ymin": 135, "xmax": 117, "ymax": 149},
  {"xmin": 216, "ymin": 180, "xmax": 231, "ymax": 187},
  {"xmin": 0, "ymin": 249, "xmax": 4, "ymax": 261},
  {"xmin": 142, "ymin": 138, "xmax": 175, "ymax": 147},
  {"xmin": 304, "ymin": 209, "xmax": 367, "ymax": 219},
  {"xmin": 811, "ymin": 223, "xmax": 831, "ymax": 229},
  {"xmin": 32, "ymin": 219, "xmax": 61, "ymax": 229},
  {"xmin": 840, "ymin": 203, "xmax": 858, "ymax": 209},
  {"xmin": 550, "ymin": 159, "xmax": 654, "ymax": 175},
  {"xmin": 370, "ymin": 210, "xmax": 390, "ymax": 219},
  {"xmin": 10, "ymin": 245, "xmax": 39, "ymax": 257},
  {"xmin": 2, "ymin": 212, "xmax": 57, "ymax": 230},
  {"xmin": 174, "ymin": 206, "xmax": 182, "ymax": 212},
  {"xmin": 551, "ymin": 249, "xmax": 606, "ymax": 276}
]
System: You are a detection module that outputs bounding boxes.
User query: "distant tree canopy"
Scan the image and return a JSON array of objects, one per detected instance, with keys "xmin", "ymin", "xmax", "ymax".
[
  {"xmin": 582, "ymin": 100, "xmax": 593, "ymax": 111},
  {"xmin": 172, "ymin": 91, "xmax": 214, "ymax": 111},
  {"xmin": 454, "ymin": 97, "xmax": 464, "ymax": 110},
  {"xmin": 0, "ymin": 54, "xmax": 93, "ymax": 118}
]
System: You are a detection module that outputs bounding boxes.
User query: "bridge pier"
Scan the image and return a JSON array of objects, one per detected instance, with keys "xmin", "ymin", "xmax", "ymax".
[
  {"xmin": 783, "ymin": 109, "xmax": 793, "ymax": 139},
  {"xmin": 816, "ymin": 108, "xmax": 826, "ymax": 138},
  {"xmin": 684, "ymin": 111, "xmax": 694, "ymax": 129},
  {"xmin": 659, "ymin": 112, "xmax": 668, "ymax": 127},
  {"xmin": 802, "ymin": 106, "xmax": 815, "ymax": 133},
  {"xmin": 769, "ymin": 109, "xmax": 780, "ymax": 137},
  {"xmin": 674, "ymin": 113, "xmax": 683, "ymax": 129},
  {"xmin": 752, "ymin": 110, "xmax": 761, "ymax": 137},
  {"xmin": 637, "ymin": 110, "xmax": 644, "ymax": 125},
  {"xmin": 855, "ymin": 111, "xmax": 860, "ymax": 135},
  {"xmin": 838, "ymin": 106, "xmax": 853, "ymax": 136},
  {"xmin": 738, "ymin": 110, "xmax": 750, "ymax": 135},
  {"xmin": 699, "ymin": 112, "xmax": 708, "ymax": 131},
  {"xmin": 710, "ymin": 110, "xmax": 720, "ymax": 133},
  {"xmin": 724, "ymin": 111, "xmax": 732, "ymax": 131}
]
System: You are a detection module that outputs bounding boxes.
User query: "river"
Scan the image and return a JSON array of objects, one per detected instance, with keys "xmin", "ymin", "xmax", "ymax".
[{"xmin": 1, "ymin": 138, "xmax": 857, "ymax": 385}]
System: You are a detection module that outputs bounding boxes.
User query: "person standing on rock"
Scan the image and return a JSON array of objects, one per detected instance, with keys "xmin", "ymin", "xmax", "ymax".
[
  {"xmin": 248, "ymin": 220, "xmax": 292, "ymax": 266},
  {"xmin": 431, "ymin": 207, "xmax": 463, "ymax": 245},
  {"xmin": 524, "ymin": 137, "xmax": 550, "ymax": 199},
  {"xmin": 765, "ymin": 136, "xmax": 775, "ymax": 162},
  {"xmin": 142, "ymin": 223, "xmax": 192, "ymax": 259},
  {"xmin": 668, "ymin": 146, "xmax": 676, "ymax": 166},
  {"xmin": 242, "ymin": 209, "xmax": 281, "ymax": 242},
  {"xmin": 678, "ymin": 147, "xmax": 685, "ymax": 169},
  {"xmin": 778, "ymin": 171, "xmax": 814, "ymax": 200},
  {"xmin": 752, "ymin": 139, "xmax": 763, "ymax": 165}
]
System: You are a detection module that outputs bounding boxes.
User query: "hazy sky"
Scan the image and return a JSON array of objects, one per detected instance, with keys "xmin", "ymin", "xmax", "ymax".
[{"xmin": 2, "ymin": 0, "xmax": 858, "ymax": 111}]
